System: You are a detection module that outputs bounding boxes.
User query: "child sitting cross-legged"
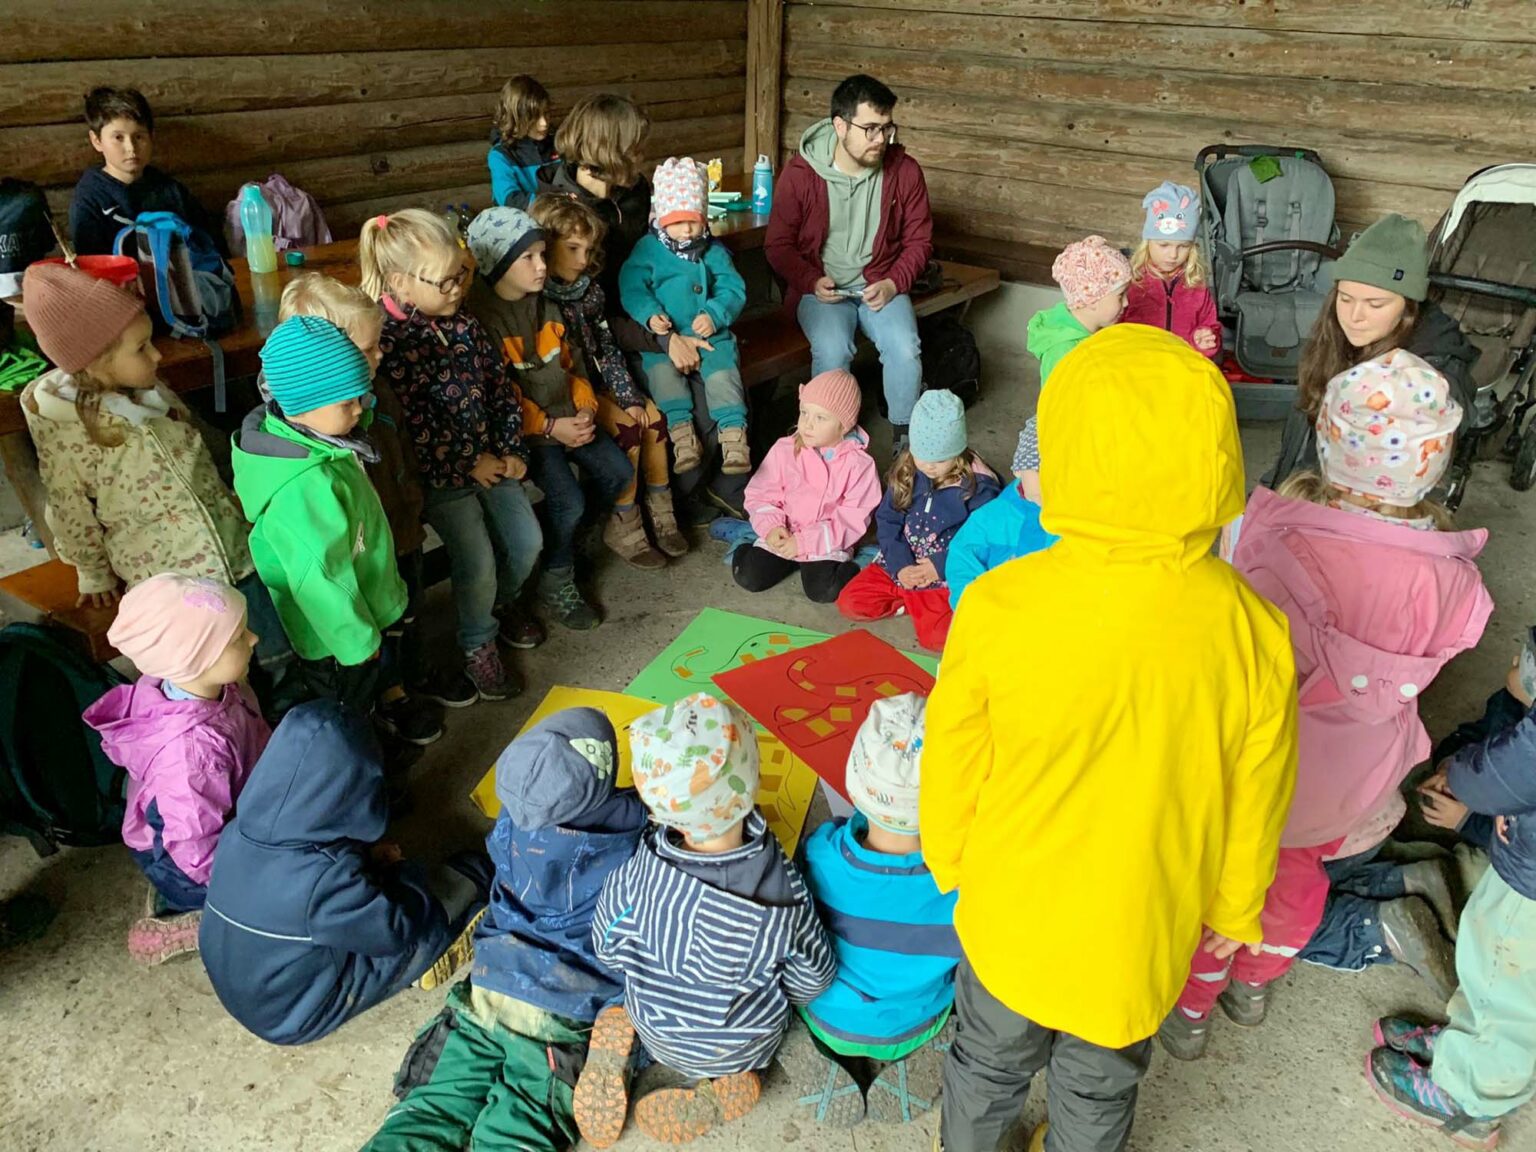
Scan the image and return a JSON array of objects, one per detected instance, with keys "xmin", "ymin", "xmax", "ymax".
[
  {"xmin": 1027, "ymin": 235, "xmax": 1132, "ymax": 385},
  {"xmin": 200, "ymin": 700, "xmax": 492, "ymax": 1046},
  {"xmin": 619, "ymin": 157, "xmax": 751, "ymax": 475},
  {"xmin": 836, "ymin": 389, "xmax": 999, "ymax": 650},
  {"xmin": 735, "ymin": 370, "xmax": 881, "ymax": 604},
  {"xmin": 578, "ymin": 693, "xmax": 837, "ymax": 1146},
  {"xmin": 362, "ymin": 707, "xmax": 648, "ymax": 1152},
  {"xmin": 778, "ymin": 694, "xmax": 960, "ymax": 1127},
  {"xmin": 84, "ymin": 574, "xmax": 271, "ymax": 966}
]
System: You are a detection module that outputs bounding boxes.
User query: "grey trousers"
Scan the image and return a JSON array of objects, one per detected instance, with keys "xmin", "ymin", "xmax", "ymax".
[{"xmin": 940, "ymin": 960, "xmax": 1152, "ymax": 1152}]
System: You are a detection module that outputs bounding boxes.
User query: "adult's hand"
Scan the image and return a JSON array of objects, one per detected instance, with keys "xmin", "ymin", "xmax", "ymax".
[
  {"xmin": 863, "ymin": 278, "xmax": 898, "ymax": 312},
  {"xmin": 668, "ymin": 333, "xmax": 713, "ymax": 374},
  {"xmin": 813, "ymin": 276, "xmax": 841, "ymax": 304}
]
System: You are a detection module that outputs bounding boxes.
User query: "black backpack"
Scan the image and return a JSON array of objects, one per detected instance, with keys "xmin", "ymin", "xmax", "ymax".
[
  {"xmin": 920, "ymin": 311, "xmax": 983, "ymax": 409},
  {"xmin": 0, "ymin": 623, "xmax": 128, "ymax": 856}
]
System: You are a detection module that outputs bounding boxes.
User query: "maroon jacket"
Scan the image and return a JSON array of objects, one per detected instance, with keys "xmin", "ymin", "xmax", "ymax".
[{"xmin": 765, "ymin": 143, "xmax": 934, "ymax": 311}]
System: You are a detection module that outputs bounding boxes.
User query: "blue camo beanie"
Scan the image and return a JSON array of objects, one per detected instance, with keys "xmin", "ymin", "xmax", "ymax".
[
  {"xmin": 468, "ymin": 206, "xmax": 545, "ymax": 287},
  {"xmin": 494, "ymin": 707, "xmax": 618, "ymax": 830},
  {"xmin": 1011, "ymin": 415, "xmax": 1040, "ymax": 473},
  {"xmin": 1142, "ymin": 182, "xmax": 1200, "ymax": 243},
  {"xmin": 908, "ymin": 389, "xmax": 968, "ymax": 462},
  {"xmin": 259, "ymin": 315, "xmax": 372, "ymax": 416}
]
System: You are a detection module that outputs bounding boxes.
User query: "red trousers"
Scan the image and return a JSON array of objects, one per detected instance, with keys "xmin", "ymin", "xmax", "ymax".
[
  {"xmin": 836, "ymin": 562, "xmax": 954, "ymax": 651},
  {"xmin": 1176, "ymin": 838, "xmax": 1345, "ymax": 1017}
]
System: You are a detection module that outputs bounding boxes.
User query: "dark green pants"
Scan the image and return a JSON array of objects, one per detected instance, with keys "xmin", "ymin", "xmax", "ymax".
[{"xmin": 363, "ymin": 1013, "xmax": 579, "ymax": 1152}]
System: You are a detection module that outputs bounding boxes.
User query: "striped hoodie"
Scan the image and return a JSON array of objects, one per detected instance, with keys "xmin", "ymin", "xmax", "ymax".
[{"xmin": 592, "ymin": 811, "xmax": 836, "ymax": 1078}]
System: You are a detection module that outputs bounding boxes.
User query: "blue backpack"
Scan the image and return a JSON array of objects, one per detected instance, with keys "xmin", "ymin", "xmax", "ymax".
[
  {"xmin": 0, "ymin": 623, "xmax": 127, "ymax": 856},
  {"xmin": 115, "ymin": 211, "xmax": 241, "ymax": 409}
]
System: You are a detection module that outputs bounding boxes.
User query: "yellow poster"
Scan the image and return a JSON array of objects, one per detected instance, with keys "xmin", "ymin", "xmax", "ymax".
[{"xmin": 470, "ymin": 685, "xmax": 819, "ymax": 856}]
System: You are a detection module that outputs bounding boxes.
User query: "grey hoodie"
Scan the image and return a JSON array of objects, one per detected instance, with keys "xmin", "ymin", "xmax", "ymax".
[{"xmin": 800, "ymin": 119, "xmax": 884, "ymax": 291}]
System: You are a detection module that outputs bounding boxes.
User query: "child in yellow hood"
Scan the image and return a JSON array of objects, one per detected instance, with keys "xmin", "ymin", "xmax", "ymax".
[{"xmin": 923, "ymin": 325, "xmax": 1299, "ymax": 1152}]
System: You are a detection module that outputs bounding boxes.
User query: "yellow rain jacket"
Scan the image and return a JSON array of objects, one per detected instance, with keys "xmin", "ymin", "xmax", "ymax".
[{"xmin": 922, "ymin": 325, "xmax": 1298, "ymax": 1049}]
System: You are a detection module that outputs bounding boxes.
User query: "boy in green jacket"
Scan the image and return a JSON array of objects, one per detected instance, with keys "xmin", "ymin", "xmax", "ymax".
[
  {"xmin": 232, "ymin": 315, "xmax": 412, "ymax": 719},
  {"xmin": 1025, "ymin": 235, "xmax": 1132, "ymax": 386}
]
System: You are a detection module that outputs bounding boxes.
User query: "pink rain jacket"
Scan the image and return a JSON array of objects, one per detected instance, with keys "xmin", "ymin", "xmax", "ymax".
[{"xmin": 745, "ymin": 429, "xmax": 882, "ymax": 563}]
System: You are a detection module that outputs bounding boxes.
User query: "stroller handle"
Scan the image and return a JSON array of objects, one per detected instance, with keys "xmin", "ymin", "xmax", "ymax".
[
  {"xmin": 1196, "ymin": 144, "xmax": 1325, "ymax": 168},
  {"xmin": 1238, "ymin": 240, "xmax": 1343, "ymax": 261},
  {"xmin": 1430, "ymin": 274, "xmax": 1536, "ymax": 310}
]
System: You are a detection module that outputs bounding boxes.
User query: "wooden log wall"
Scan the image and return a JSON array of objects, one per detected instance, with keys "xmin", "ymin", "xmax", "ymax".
[
  {"xmin": 781, "ymin": 0, "xmax": 1536, "ymax": 255},
  {"xmin": 0, "ymin": 0, "xmax": 750, "ymax": 241}
]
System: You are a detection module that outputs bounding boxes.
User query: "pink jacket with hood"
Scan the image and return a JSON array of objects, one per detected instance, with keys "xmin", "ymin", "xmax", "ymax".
[
  {"xmin": 745, "ymin": 428, "xmax": 882, "ymax": 563},
  {"xmin": 1231, "ymin": 486, "xmax": 1492, "ymax": 851},
  {"xmin": 84, "ymin": 678, "xmax": 272, "ymax": 885}
]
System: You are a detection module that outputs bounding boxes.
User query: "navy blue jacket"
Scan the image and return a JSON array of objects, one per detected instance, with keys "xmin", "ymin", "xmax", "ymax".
[
  {"xmin": 200, "ymin": 702, "xmax": 450, "ymax": 1045},
  {"xmin": 1446, "ymin": 692, "xmax": 1536, "ymax": 901},
  {"xmin": 876, "ymin": 468, "xmax": 1001, "ymax": 580},
  {"xmin": 471, "ymin": 791, "xmax": 647, "ymax": 1024},
  {"xmin": 69, "ymin": 165, "xmax": 225, "ymax": 257}
]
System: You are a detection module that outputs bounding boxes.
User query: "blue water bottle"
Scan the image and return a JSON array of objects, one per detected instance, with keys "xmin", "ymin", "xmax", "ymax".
[{"xmin": 752, "ymin": 153, "xmax": 773, "ymax": 215}]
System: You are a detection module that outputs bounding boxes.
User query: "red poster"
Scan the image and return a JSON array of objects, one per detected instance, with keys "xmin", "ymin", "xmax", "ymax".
[{"xmin": 713, "ymin": 630, "xmax": 935, "ymax": 799}]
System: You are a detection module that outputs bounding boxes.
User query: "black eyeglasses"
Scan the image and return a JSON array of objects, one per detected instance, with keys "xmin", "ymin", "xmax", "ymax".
[
  {"xmin": 413, "ymin": 267, "xmax": 470, "ymax": 295},
  {"xmin": 847, "ymin": 120, "xmax": 898, "ymax": 143}
]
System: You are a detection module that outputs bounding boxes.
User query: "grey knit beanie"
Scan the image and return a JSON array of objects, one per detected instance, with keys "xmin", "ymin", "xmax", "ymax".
[{"xmin": 1329, "ymin": 214, "xmax": 1429, "ymax": 302}]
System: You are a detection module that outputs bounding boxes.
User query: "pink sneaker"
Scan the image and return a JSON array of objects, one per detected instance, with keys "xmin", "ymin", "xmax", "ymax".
[{"xmin": 127, "ymin": 911, "xmax": 202, "ymax": 965}]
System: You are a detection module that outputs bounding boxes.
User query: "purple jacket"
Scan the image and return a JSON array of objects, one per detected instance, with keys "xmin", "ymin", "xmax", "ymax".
[{"xmin": 84, "ymin": 679, "xmax": 272, "ymax": 885}]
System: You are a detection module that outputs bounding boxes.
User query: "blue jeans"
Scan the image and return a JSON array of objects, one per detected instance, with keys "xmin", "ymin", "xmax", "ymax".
[
  {"xmin": 1297, "ymin": 846, "xmax": 1405, "ymax": 971},
  {"xmin": 796, "ymin": 293, "xmax": 923, "ymax": 425},
  {"xmin": 423, "ymin": 479, "xmax": 543, "ymax": 652},
  {"xmin": 526, "ymin": 433, "xmax": 632, "ymax": 571}
]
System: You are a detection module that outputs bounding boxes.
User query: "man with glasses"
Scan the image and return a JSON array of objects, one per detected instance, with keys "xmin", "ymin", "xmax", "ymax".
[{"xmin": 766, "ymin": 74, "xmax": 933, "ymax": 450}]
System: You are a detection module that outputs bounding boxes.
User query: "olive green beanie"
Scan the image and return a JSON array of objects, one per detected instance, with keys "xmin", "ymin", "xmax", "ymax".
[{"xmin": 1330, "ymin": 213, "xmax": 1429, "ymax": 301}]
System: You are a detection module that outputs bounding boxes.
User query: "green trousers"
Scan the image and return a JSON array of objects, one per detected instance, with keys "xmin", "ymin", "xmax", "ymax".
[
  {"xmin": 1433, "ymin": 867, "xmax": 1536, "ymax": 1119},
  {"xmin": 363, "ymin": 1013, "xmax": 579, "ymax": 1152}
]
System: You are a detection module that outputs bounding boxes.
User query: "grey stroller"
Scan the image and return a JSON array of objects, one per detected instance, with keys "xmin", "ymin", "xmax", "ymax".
[
  {"xmin": 1428, "ymin": 163, "xmax": 1536, "ymax": 509},
  {"xmin": 1195, "ymin": 145, "xmax": 1342, "ymax": 392}
]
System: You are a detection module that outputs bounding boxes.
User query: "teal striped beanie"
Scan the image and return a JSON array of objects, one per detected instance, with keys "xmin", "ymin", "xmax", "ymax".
[{"xmin": 259, "ymin": 315, "xmax": 372, "ymax": 416}]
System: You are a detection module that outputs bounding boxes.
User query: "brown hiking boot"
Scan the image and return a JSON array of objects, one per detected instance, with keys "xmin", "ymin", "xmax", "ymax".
[
  {"xmin": 634, "ymin": 1070, "xmax": 761, "ymax": 1144},
  {"xmin": 574, "ymin": 1006, "xmax": 637, "ymax": 1148},
  {"xmin": 645, "ymin": 489, "xmax": 690, "ymax": 557},
  {"xmin": 719, "ymin": 426, "xmax": 751, "ymax": 474},
  {"xmin": 603, "ymin": 505, "xmax": 666, "ymax": 570},
  {"xmin": 669, "ymin": 421, "xmax": 703, "ymax": 473}
]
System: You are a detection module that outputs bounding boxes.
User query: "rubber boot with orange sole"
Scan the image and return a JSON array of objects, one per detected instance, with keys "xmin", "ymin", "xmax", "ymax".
[
  {"xmin": 573, "ymin": 1005, "xmax": 637, "ymax": 1149},
  {"xmin": 634, "ymin": 1070, "xmax": 762, "ymax": 1144}
]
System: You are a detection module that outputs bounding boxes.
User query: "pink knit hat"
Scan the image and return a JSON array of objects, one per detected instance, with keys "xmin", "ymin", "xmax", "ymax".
[
  {"xmin": 23, "ymin": 262, "xmax": 146, "ymax": 373},
  {"xmin": 107, "ymin": 574, "xmax": 249, "ymax": 685},
  {"xmin": 1052, "ymin": 235, "xmax": 1133, "ymax": 310},
  {"xmin": 1316, "ymin": 349, "xmax": 1462, "ymax": 507},
  {"xmin": 800, "ymin": 369, "xmax": 862, "ymax": 432},
  {"xmin": 652, "ymin": 157, "xmax": 707, "ymax": 228}
]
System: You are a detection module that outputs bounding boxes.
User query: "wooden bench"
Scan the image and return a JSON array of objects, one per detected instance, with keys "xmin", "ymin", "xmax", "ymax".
[{"xmin": 0, "ymin": 258, "xmax": 999, "ymax": 659}]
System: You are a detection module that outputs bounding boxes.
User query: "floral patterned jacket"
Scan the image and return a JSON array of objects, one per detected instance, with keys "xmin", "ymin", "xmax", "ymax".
[{"xmin": 21, "ymin": 369, "xmax": 253, "ymax": 595}]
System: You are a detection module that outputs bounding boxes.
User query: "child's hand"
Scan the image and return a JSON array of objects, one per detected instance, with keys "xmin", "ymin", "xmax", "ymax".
[
  {"xmin": 1417, "ymin": 766, "xmax": 1468, "ymax": 830},
  {"xmin": 765, "ymin": 527, "xmax": 798, "ymax": 559},
  {"xmin": 625, "ymin": 405, "xmax": 648, "ymax": 426},
  {"xmin": 692, "ymin": 312, "xmax": 717, "ymax": 338},
  {"xmin": 369, "ymin": 841, "xmax": 404, "ymax": 868},
  {"xmin": 1507, "ymin": 657, "xmax": 1534, "ymax": 708},
  {"xmin": 813, "ymin": 276, "xmax": 841, "ymax": 304},
  {"xmin": 1017, "ymin": 468, "xmax": 1043, "ymax": 506},
  {"xmin": 471, "ymin": 453, "xmax": 505, "ymax": 488},
  {"xmin": 1201, "ymin": 927, "xmax": 1261, "ymax": 961},
  {"xmin": 551, "ymin": 415, "xmax": 596, "ymax": 448},
  {"xmin": 648, "ymin": 314, "xmax": 673, "ymax": 335},
  {"xmin": 910, "ymin": 558, "xmax": 940, "ymax": 587},
  {"xmin": 501, "ymin": 454, "xmax": 528, "ymax": 481},
  {"xmin": 77, "ymin": 582, "xmax": 121, "ymax": 610},
  {"xmin": 1192, "ymin": 327, "xmax": 1218, "ymax": 353},
  {"xmin": 862, "ymin": 279, "xmax": 898, "ymax": 312}
]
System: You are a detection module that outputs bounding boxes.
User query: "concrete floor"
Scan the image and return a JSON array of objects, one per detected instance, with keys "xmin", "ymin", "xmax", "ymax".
[{"xmin": 2, "ymin": 285, "xmax": 1533, "ymax": 1151}]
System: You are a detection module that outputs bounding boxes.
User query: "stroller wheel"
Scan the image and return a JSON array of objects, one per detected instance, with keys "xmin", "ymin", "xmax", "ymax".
[{"xmin": 1512, "ymin": 426, "xmax": 1536, "ymax": 492}]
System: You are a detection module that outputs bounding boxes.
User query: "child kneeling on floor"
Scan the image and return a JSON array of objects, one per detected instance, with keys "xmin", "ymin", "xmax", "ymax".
[
  {"xmin": 578, "ymin": 693, "xmax": 837, "ymax": 1146},
  {"xmin": 364, "ymin": 707, "xmax": 648, "ymax": 1151},
  {"xmin": 779, "ymin": 694, "xmax": 960, "ymax": 1127},
  {"xmin": 1027, "ymin": 235, "xmax": 1131, "ymax": 385},
  {"xmin": 200, "ymin": 699, "xmax": 491, "ymax": 1046},
  {"xmin": 736, "ymin": 370, "xmax": 881, "ymax": 604},
  {"xmin": 84, "ymin": 574, "xmax": 270, "ymax": 966},
  {"xmin": 836, "ymin": 390, "xmax": 999, "ymax": 650}
]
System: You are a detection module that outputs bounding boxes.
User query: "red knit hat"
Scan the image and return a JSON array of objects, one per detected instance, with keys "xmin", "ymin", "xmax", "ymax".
[
  {"xmin": 800, "ymin": 369, "xmax": 862, "ymax": 432},
  {"xmin": 22, "ymin": 262, "xmax": 146, "ymax": 373}
]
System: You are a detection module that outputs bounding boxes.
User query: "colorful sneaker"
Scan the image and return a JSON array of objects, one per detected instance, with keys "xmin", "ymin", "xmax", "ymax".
[
  {"xmin": 376, "ymin": 694, "xmax": 444, "ymax": 746},
  {"xmin": 540, "ymin": 571, "xmax": 601, "ymax": 631},
  {"xmin": 495, "ymin": 605, "xmax": 547, "ymax": 650},
  {"xmin": 1373, "ymin": 1016, "xmax": 1444, "ymax": 1064},
  {"xmin": 573, "ymin": 1005, "xmax": 637, "ymax": 1149},
  {"xmin": 778, "ymin": 1021, "xmax": 865, "ymax": 1127},
  {"xmin": 1366, "ymin": 1047, "xmax": 1501, "ymax": 1150},
  {"xmin": 1382, "ymin": 896, "xmax": 1458, "ymax": 1002},
  {"xmin": 463, "ymin": 641, "xmax": 522, "ymax": 702},
  {"xmin": 417, "ymin": 906, "xmax": 486, "ymax": 991},
  {"xmin": 409, "ymin": 667, "xmax": 479, "ymax": 709},
  {"xmin": 633, "ymin": 1071, "xmax": 761, "ymax": 1144},
  {"xmin": 1157, "ymin": 1007, "xmax": 1211, "ymax": 1061},
  {"xmin": 1218, "ymin": 979, "xmax": 1270, "ymax": 1027},
  {"xmin": 867, "ymin": 1019, "xmax": 951, "ymax": 1124},
  {"xmin": 127, "ymin": 910, "xmax": 202, "ymax": 965}
]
